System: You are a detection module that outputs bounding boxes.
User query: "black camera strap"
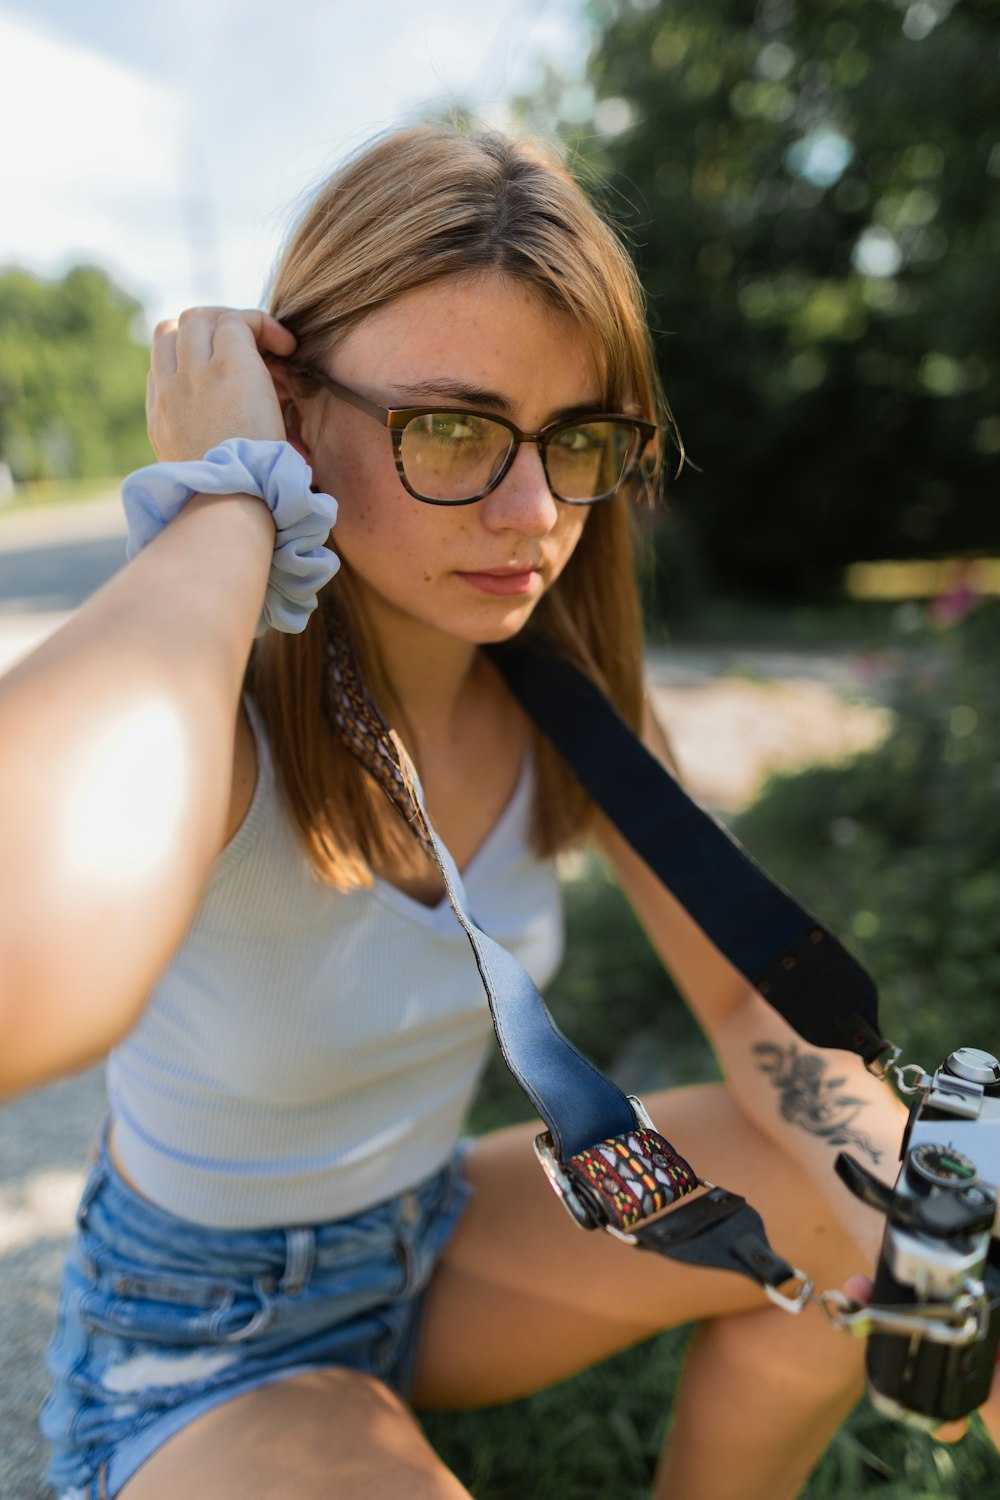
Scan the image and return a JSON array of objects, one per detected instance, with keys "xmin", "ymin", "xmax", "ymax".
[
  {"xmin": 323, "ymin": 629, "xmax": 888, "ymax": 1295},
  {"xmin": 488, "ymin": 641, "xmax": 890, "ymax": 1069}
]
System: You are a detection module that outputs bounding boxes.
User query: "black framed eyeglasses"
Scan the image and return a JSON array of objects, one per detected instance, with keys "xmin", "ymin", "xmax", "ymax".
[{"xmin": 303, "ymin": 369, "xmax": 657, "ymax": 506}]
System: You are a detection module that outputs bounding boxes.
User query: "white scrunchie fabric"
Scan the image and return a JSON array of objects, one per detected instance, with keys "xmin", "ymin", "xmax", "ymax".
[{"xmin": 121, "ymin": 439, "xmax": 340, "ymax": 638}]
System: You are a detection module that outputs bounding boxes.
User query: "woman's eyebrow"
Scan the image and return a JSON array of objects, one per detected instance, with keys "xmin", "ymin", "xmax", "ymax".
[
  {"xmin": 387, "ymin": 378, "xmax": 515, "ymax": 413},
  {"xmin": 387, "ymin": 378, "xmax": 606, "ymax": 423}
]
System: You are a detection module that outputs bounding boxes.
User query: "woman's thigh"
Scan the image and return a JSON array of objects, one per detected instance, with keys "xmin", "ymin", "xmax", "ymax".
[
  {"xmin": 412, "ymin": 1082, "xmax": 862, "ymax": 1408},
  {"xmin": 120, "ymin": 1368, "xmax": 471, "ymax": 1500}
]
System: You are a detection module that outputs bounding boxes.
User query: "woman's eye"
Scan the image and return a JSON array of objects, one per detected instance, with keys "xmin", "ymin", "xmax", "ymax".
[
  {"xmin": 429, "ymin": 414, "xmax": 480, "ymax": 442},
  {"xmin": 554, "ymin": 426, "xmax": 601, "ymax": 455}
]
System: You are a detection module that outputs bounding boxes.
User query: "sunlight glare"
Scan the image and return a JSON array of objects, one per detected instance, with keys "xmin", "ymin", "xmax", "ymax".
[{"xmin": 65, "ymin": 700, "xmax": 188, "ymax": 882}]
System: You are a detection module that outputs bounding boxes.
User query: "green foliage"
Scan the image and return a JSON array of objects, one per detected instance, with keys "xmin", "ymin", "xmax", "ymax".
[
  {"xmin": 0, "ymin": 265, "xmax": 151, "ymax": 481},
  {"xmin": 527, "ymin": 0, "xmax": 1000, "ymax": 593},
  {"xmin": 735, "ymin": 602, "xmax": 1000, "ymax": 1069},
  {"xmin": 423, "ymin": 1332, "xmax": 687, "ymax": 1498}
]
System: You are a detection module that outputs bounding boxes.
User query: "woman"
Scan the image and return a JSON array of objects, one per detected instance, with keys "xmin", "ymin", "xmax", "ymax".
[{"xmin": 0, "ymin": 124, "xmax": 985, "ymax": 1498}]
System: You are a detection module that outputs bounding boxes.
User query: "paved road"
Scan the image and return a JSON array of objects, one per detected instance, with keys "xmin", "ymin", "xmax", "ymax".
[{"xmin": 0, "ymin": 495, "xmax": 889, "ymax": 1497}]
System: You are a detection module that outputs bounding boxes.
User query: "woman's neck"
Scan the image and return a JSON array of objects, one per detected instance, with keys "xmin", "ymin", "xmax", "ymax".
[{"xmin": 355, "ymin": 594, "xmax": 485, "ymax": 750}]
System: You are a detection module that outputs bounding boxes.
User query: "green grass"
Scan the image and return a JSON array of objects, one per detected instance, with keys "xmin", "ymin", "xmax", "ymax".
[{"xmin": 419, "ymin": 837, "xmax": 1000, "ymax": 1496}]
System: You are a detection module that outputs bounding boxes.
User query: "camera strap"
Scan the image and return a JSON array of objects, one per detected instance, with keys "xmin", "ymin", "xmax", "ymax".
[
  {"xmin": 487, "ymin": 641, "xmax": 891, "ymax": 1069},
  {"xmin": 322, "ymin": 629, "xmax": 885, "ymax": 1296}
]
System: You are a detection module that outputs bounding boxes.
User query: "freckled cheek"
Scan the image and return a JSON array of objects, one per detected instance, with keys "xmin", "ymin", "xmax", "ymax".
[{"xmin": 550, "ymin": 513, "xmax": 590, "ymax": 579}]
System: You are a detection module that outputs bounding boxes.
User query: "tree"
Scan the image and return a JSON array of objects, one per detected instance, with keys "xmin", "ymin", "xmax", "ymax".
[
  {"xmin": 0, "ymin": 265, "xmax": 151, "ymax": 482},
  {"xmin": 531, "ymin": 0, "xmax": 1000, "ymax": 594}
]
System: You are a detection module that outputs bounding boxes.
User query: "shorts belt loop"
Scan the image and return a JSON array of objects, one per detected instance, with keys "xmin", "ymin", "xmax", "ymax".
[
  {"xmin": 280, "ymin": 1227, "xmax": 315, "ymax": 1296},
  {"xmin": 76, "ymin": 1154, "xmax": 109, "ymax": 1230}
]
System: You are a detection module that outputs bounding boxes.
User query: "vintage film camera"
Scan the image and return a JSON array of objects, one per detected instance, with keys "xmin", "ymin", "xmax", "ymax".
[{"xmin": 836, "ymin": 1046, "xmax": 1000, "ymax": 1429}]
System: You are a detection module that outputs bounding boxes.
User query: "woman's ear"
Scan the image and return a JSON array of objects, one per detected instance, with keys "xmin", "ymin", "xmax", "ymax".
[{"xmin": 269, "ymin": 365, "xmax": 312, "ymax": 462}]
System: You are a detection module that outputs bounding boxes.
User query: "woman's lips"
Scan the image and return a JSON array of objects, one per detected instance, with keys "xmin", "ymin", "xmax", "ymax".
[{"xmin": 456, "ymin": 568, "xmax": 540, "ymax": 596}]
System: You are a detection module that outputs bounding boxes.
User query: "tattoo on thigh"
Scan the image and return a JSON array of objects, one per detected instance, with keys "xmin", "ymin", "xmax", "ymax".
[{"xmin": 753, "ymin": 1041, "xmax": 882, "ymax": 1164}]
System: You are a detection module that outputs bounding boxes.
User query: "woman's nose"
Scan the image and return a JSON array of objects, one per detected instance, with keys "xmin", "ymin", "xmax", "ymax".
[{"xmin": 480, "ymin": 443, "xmax": 559, "ymax": 535}]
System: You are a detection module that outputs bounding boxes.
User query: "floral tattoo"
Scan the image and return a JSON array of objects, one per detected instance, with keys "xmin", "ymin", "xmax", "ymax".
[{"xmin": 753, "ymin": 1042, "xmax": 882, "ymax": 1164}]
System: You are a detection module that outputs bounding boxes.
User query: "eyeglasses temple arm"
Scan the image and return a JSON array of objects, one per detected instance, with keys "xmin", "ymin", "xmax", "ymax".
[{"xmin": 309, "ymin": 372, "xmax": 392, "ymax": 427}]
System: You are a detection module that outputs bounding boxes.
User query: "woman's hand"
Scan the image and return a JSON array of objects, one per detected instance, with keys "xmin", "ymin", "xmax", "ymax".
[
  {"xmin": 843, "ymin": 1274, "xmax": 1000, "ymax": 1446},
  {"xmin": 146, "ymin": 307, "xmax": 296, "ymax": 463}
]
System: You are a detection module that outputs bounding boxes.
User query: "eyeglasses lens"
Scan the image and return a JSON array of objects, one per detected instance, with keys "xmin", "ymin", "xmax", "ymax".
[
  {"xmin": 400, "ymin": 414, "xmax": 512, "ymax": 503},
  {"xmin": 399, "ymin": 414, "xmax": 639, "ymax": 503},
  {"xmin": 544, "ymin": 421, "xmax": 636, "ymax": 503}
]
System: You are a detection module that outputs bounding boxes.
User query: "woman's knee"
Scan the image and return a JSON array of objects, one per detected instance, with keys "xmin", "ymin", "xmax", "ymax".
[{"xmin": 694, "ymin": 1300, "xmax": 866, "ymax": 1408}]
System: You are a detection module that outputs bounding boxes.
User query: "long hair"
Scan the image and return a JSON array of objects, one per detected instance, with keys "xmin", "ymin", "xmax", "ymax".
[{"xmin": 245, "ymin": 123, "xmax": 675, "ymax": 889}]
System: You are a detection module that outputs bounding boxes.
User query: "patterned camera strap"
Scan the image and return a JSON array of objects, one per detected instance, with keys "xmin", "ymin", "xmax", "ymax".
[{"xmin": 323, "ymin": 628, "xmax": 797, "ymax": 1290}]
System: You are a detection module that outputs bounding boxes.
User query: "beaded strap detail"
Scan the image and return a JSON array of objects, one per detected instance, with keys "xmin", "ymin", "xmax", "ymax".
[
  {"xmin": 565, "ymin": 1126, "xmax": 699, "ymax": 1232},
  {"xmin": 322, "ymin": 625, "xmax": 436, "ymax": 860}
]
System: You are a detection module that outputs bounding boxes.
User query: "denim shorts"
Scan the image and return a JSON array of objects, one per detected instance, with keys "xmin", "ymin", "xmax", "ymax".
[{"xmin": 40, "ymin": 1124, "xmax": 473, "ymax": 1500}]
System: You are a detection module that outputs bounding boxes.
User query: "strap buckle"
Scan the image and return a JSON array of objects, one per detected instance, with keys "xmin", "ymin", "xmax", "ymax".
[
  {"xmin": 533, "ymin": 1128, "xmax": 601, "ymax": 1230},
  {"xmin": 764, "ymin": 1272, "xmax": 815, "ymax": 1314},
  {"xmin": 534, "ymin": 1095, "xmax": 701, "ymax": 1237}
]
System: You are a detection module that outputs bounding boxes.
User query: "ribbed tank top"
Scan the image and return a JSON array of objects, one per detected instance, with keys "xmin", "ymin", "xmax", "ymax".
[{"xmin": 107, "ymin": 696, "xmax": 564, "ymax": 1228}]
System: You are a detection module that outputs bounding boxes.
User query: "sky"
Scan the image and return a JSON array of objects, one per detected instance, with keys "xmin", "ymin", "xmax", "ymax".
[{"xmin": 0, "ymin": 0, "xmax": 592, "ymax": 330}]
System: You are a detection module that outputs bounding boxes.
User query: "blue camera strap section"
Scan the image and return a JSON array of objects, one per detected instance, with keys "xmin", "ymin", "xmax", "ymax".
[
  {"xmin": 488, "ymin": 642, "xmax": 889, "ymax": 1069},
  {"xmin": 323, "ymin": 629, "xmax": 800, "ymax": 1290}
]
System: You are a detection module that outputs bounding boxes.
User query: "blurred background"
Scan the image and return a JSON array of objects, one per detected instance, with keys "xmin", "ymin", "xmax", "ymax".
[
  {"xmin": 1, "ymin": 0, "xmax": 997, "ymax": 593},
  {"xmin": 1, "ymin": 1, "xmax": 999, "ymax": 1496}
]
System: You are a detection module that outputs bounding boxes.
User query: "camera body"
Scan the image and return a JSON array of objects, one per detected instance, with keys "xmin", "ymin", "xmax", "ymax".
[{"xmin": 838, "ymin": 1046, "xmax": 1000, "ymax": 1429}]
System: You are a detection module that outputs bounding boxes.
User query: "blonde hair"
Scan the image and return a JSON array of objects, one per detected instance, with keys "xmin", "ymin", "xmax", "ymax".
[{"xmin": 246, "ymin": 123, "xmax": 674, "ymax": 889}]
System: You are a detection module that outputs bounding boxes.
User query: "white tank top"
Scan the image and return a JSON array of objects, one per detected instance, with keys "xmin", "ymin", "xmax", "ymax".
[{"xmin": 107, "ymin": 696, "xmax": 564, "ymax": 1228}]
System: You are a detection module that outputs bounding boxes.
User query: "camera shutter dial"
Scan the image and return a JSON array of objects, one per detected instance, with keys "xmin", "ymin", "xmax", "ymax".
[{"xmin": 906, "ymin": 1142, "xmax": 979, "ymax": 1194}]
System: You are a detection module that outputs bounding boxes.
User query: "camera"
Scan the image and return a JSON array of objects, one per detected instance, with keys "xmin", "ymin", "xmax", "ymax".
[{"xmin": 836, "ymin": 1046, "xmax": 1000, "ymax": 1429}]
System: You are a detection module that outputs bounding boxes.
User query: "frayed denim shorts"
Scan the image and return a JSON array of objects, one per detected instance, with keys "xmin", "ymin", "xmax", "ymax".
[{"xmin": 40, "ymin": 1124, "xmax": 473, "ymax": 1500}]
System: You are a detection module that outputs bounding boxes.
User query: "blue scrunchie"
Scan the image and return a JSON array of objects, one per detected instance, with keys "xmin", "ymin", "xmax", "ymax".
[{"xmin": 121, "ymin": 439, "xmax": 340, "ymax": 638}]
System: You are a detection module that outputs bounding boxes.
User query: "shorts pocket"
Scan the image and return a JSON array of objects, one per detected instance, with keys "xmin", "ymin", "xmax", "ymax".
[
  {"xmin": 67, "ymin": 1282, "xmax": 267, "ymax": 1420},
  {"xmin": 78, "ymin": 1276, "xmax": 272, "ymax": 1346}
]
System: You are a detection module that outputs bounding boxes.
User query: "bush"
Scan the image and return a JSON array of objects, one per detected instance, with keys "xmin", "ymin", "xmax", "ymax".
[{"xmin": 734, "ymin": 602, "xmax": 1000, "ymax": 1070}]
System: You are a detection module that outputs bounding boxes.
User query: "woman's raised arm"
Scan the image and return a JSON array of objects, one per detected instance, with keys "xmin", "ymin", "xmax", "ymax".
[{"xmin": 0, "ymin": 308, "xmax": 294, "ymax": 1097}]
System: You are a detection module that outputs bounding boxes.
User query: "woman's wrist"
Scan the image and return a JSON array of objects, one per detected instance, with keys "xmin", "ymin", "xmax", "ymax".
[{"xmin": 121, "ymin": 439, "xmax": 340, "ymax": 638}]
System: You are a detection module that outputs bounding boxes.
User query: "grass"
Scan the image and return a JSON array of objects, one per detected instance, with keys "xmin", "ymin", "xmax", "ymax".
[{"xmin": 418, "ymin": 853, "xmax": 1000, "ymax": 1497}]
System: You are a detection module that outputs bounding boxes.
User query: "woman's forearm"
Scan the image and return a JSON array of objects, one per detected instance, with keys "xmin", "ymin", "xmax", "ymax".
[
  {"xmin": 593, "ymin": 808, "xmax": 908, "ymax": 1269},
  {"xmin": 714, "ymin": 988, "xmax": 908, "ymax": 1268},
  {"xmin": 0, "ymin": 491, "xmax": 274, "ymax": 1096}
]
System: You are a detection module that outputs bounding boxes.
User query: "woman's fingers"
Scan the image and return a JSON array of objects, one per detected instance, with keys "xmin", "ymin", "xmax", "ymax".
[
  {"xmin": 932, "ymin": 1415, "xmax": 970, "ymax": 1442},
  {"xmin": 143, "ymin": 306, "xmax": 298, "ymax": 461},
  {"xmin": 210, "ymin": 310, "xmax": 273, "ymax": 365},
  {"xmin": 167, "ymin": 308, "xmax": 296, "ymax": 371},
  {"xmin": 174, "ymin": 307, "xmax": 216, "ymax": 368},
  {"xmin": 169, "ymin": 307, "xmax": 295, "ymax": 359},
  {"xmin": 244, "ymin": 309, "xmax": 297, "ymax": 357},
  {"xmin": 151, "ymin": 318, "xmax": 179, "ymax": 382}
]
